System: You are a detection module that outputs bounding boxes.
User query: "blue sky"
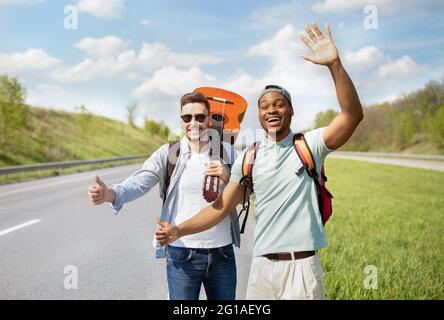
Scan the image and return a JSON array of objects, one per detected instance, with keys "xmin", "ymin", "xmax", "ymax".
[{"xmin": 0, "ymin": 0, "xmax": 443, "ymax": 136}]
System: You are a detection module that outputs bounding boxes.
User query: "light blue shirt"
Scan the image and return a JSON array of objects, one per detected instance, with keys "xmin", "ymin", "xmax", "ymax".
[
  {"xmin": 109, "ymin": 137, "xmax": 241, "ymax": 259},
  {"xmin": 230, "ymin": 128, "xmax": 332, "ymax": 256}
]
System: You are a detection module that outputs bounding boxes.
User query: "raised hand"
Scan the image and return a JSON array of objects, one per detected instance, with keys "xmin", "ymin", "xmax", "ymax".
[
  {"xmin": 299, "ymin": 22, "xmax": 339, "ymax": 66},
  {"xmin": 88, "ymin": 175, "xmax": 114, "ymax": 205}
]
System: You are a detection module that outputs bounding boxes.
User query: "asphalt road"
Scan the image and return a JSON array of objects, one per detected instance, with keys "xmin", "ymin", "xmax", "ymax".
[
  {"xmin": 0, "ymin": 164, "xmax": 254, "ymax": 300},
  {"xmin": 2, "ymin": 153, "xmax": 441, "ymax": 300}
]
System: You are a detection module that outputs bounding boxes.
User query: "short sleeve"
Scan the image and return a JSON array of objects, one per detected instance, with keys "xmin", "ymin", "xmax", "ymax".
[
  {"xmin": 229, "ymin": 148, "xmax": 247, "ymax": 184},
  {"xmin": 304, "ymin": 127, "xmax": 333, "ymax": 170}
]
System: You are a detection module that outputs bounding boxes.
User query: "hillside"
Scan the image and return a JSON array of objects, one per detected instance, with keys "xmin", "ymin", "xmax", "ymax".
[
  {"xmin": 0, "ymin": 106, "xmax": 167, "ymax": 167},
  {"xmin": 311, "ymin": 79, "xmax": 444, "ymax": 154}
]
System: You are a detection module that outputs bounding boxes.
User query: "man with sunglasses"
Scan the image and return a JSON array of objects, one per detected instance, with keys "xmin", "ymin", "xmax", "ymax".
[
  {"xmin": 155, "ymin": 22, "xmax": 364, "ymax": 299},
  {"xmin": 87, "ymin": 91, "xmax": 240, "ymax": 300}
]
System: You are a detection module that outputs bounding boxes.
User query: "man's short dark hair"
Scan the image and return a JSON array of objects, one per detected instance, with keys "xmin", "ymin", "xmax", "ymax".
[{"xmin": 180, "ymin": 92, "xmax": 210, "ymax": 112}]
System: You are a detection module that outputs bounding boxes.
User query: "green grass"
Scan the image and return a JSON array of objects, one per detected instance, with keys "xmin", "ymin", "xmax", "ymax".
[
  {"xmin": 321, "ymin": 158, "xmax": 444, "ymax": 299},
  {"xmin": 0, "ymin": 107, "xmax": 166, "ymax": 167}
]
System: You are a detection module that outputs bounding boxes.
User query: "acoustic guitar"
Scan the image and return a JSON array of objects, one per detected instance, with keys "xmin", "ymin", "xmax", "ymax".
[{"xmin": 194, "ymin": 87, "xmax": 247, "ymax": 202}]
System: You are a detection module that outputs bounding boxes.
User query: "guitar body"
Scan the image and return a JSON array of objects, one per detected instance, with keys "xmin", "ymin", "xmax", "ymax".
[
  {"xmin": 194, "ymin": 87, "xmax": 247, "ymax": 145},
  {"xmin": 195, "ymin": 87, "xmax": 248, "ymax": 202},
  {"xmin": 202, "ymin": 175, "xmax": 220, "ymax": 203}
]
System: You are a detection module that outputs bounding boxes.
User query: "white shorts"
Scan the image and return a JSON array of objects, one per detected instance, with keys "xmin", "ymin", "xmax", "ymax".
[{"xmin": 246, "ymin": 253, "xmax": 325, "ymax": 300}]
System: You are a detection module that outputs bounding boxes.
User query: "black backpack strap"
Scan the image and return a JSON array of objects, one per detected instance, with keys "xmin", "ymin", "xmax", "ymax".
[{"xmin": 163, "ymin": 141, "xmax": 180, "ymax": 205}]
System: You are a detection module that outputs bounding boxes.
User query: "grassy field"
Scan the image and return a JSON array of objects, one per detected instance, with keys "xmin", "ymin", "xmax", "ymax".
[
  {"xmin": 321, "ymin": 158, "xmax": 444, "ymax": 299},
  {"xmin": 0, "ymin": 107, "xmax": 166, "ymax": 167}
]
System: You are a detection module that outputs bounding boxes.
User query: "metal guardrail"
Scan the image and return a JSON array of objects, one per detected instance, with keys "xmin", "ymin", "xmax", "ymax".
[
  {"xmin": 0, "ymin": 155, "xmax": 147, "ymax": 175},
  {"xmin": 1, "ymin": 150, "xmax": 443, "ymax": 175}
]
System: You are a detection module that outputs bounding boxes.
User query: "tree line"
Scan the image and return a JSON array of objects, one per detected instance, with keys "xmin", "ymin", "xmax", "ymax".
[
  {"xmin": 311, "ymin": 79, "xmax": 444, "ymax": 153},
  {"xmin": 0, "ymin": 74, "xmax": 173, "ymax": 147}
]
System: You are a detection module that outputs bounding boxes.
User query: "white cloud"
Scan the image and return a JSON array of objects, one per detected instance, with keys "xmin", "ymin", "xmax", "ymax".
[
  {"xmin": 0, "ymin": 39, "xmax": 222, "ymax": 84},
  {"xmin": 132, "ymin": 66, "xmax": 214, "ymax": 98},
  {"xmin": 377, "ymin": 55, "xmax": 420, "ymax": 79},
  {"xmin": 77, "ymin": 0, "xmax": 125, "ymax": 19},
  {"xmin": 73, "ymin": 36, "xmax": 128, "ymax": 57},
  {"xmin": 137, "ymin": 42, "xmax": 222, "ymax": 70},
  {"xmin": 343, "ymin": 46, "xmax": 385, "ymax": 70},
  {"xmin": 0, "ymin": 48, "xmax": 61, "ymax": 75},
  {"xmin": 248, "ymin": 24, "xmax": 303, "ymax": 60},
  {"xmin": 131, "ymin": 66, "xmax": 215, "ymax": 132},
  {"xmin": 52, "ymin": 50, "xmax": 136, "ymax": 82},
  {"xmin": 141, "ymin": 19, "xmax": 151, "ymax": 27},
  {"xmin": 53, "ymin": 41, "xmax": 222, "ymax": 83}
]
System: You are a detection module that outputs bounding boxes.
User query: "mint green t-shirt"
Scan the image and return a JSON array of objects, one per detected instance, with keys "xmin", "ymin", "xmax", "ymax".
[{"xmin": 230, "ymin": 128, "xmax": 333, "ymax": 257}]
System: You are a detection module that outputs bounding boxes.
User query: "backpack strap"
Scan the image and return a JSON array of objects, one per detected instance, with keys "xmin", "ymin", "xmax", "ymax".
[
  {"xmin": 163, "ymin": 141, "xmax": 180, "ymax": 205},
  {"xmin": 293, "ymin": 133, "xmax": 317, "ymax": 177},
  {"xmin": 237, "ymin": 141, "xmax": 260, "ymax": 234},
  {"xmin": 292, "ymin": 133, "xmax": 324, "ymax": 220},
  {"xmin": 242, "ymin": 142, "xmax": 259, "ymax": 178}
]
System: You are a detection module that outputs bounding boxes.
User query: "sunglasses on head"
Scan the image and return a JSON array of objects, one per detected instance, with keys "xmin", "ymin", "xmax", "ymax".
[{"xmin": 181, "ymin": 113, "xmax": 208, "ymax": 123}]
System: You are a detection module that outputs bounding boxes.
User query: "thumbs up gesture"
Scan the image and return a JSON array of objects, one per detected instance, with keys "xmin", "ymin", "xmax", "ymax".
[{"xmin": 88, "ymin": 175, "xmax": 115, "ymax": 205}]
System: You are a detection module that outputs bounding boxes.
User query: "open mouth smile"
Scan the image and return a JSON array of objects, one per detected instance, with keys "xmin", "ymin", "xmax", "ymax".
[{"xmin": 266, "ymin": 116, "xmax": 281, "ymax": 124}]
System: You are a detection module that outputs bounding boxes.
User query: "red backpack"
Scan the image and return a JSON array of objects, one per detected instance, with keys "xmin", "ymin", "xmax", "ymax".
[{"xmin": 238, "ymin": 133, "xmax": 333, "ymax": 233}]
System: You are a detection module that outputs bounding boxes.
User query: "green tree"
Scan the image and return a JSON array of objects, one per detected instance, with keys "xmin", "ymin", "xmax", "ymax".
[
  {"xmin": 159, "ymin": 120, "xmax": 170, "ymax": 139},
  {"xmin": 434, "ymin": 106, "xmax": 444, "ymax": 148},
  {"xmin": 313, "ymin": 109, "xmax": 337, "ymax": 128},
  {"xmin": 0, "ymin": 75, "xmax": 28, "ymax": 145},
  {"xmin": 144, "ymin": 117, "xmax": 161, "ymax": 135},
  {"xmin": 127, "ymin": 102, "xmax": 137, "ymax": 128},
  {"xmin": 421, "ymin": 105, "xmax": 444, "ymax": 148},
  {"xmin": 75, "ymin": 104, "xmax": 92, "ymax": 132},
  {"xmin": 390, "ymin": 109, "xmax": 415, "ymax": 149}
]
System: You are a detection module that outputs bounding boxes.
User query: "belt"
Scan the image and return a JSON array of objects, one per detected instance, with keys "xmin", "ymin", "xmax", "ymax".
[{"xmin": 263, "ymin": 250, "xmax": 315, "ymax": 261}]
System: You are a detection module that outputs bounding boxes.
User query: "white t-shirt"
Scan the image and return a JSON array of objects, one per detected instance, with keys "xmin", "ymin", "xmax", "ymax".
[{"xmin": 169, "ymin": 145, "xmax": 232, "ymax": 248}]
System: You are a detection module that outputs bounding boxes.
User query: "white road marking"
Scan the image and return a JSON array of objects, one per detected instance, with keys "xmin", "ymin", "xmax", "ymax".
[{"xmin": 0, "ymin": 219, "xmax": 41, "ymax": 237}]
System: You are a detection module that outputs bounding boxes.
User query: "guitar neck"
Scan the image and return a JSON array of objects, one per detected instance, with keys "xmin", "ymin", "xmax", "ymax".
[{"xmin": 209, "ymin": 121, "xmax": 223, "ymax": 161}]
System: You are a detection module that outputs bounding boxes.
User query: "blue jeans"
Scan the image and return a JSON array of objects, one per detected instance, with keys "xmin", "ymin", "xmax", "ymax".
[{"xmin": 166, "ymin": 244, "xmax": 237, "ymax": 300}]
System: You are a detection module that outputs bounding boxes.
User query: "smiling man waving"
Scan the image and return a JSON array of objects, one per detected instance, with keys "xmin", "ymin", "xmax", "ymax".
[{"xmin": 156, "ymin": 22, "xmax": 364, "ymax": 300}]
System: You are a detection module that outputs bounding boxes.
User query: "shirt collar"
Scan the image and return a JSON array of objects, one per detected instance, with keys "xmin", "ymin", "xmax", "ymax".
[{"xmin": 263, "ymin": 130, "xmax": 294, "ymax": 149}]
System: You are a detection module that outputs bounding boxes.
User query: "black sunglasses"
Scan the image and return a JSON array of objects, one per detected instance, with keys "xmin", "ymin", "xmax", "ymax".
[{"xmin": 181, "ymin": 113, "xmax": 208, "ymax": 123}]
